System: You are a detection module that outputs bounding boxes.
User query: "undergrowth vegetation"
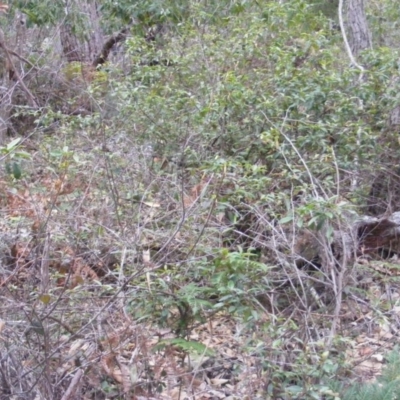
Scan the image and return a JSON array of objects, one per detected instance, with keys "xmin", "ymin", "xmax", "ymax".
[{"xmin": 1, "ymin": 0, "xmax": 400, "ymax": 399}]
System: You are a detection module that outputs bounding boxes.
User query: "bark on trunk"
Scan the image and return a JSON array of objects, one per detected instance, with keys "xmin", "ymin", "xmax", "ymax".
[
  {"xmin": 60, "ymin": 0, "xmax": 103, "ymax": 63},
  {"xmin": 346, "ymin": 0, "xmax": 372, "ymax": 57}
]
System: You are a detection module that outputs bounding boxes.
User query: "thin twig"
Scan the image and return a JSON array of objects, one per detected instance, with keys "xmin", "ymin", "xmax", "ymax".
[
  {"xmin": 60, "ymin": 369, "xmax": 83, "ymax": 400},
  {"xmin": 0, "ymin": 28, "xmax": 38, "ymax": 108}
]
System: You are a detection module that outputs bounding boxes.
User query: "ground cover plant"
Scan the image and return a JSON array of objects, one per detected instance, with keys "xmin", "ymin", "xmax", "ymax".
[{"xmin": 1, "ymin": 0, "xmax": 400, "ymax": 399}]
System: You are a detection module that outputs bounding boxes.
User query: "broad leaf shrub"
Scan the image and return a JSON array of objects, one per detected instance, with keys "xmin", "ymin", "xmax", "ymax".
[
  {"xmin": 80, "ymin": 0, "xmax": 400, "ymax": 395},
  {"xmin": 3, "ymin": 0, "xmax": 400, "ymax": 398}
]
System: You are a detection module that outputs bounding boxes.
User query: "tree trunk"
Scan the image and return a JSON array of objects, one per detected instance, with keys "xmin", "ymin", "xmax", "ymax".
[
  {"xmin": 60, "ymin": 23, "xmax": 83, "ymax": 63},
  {"xmin": 346, "ymin": 0, "xmax": 372, "ymax": 57},
  {"xmin": 60, "ymin": 0, "xmax": 103, "ymax": 63}
]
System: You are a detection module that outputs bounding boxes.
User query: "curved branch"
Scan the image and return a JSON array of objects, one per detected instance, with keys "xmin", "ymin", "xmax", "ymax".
[
  {"xmin": 7, "ymin": 47, "xmax": 39, "ymax": 71},
  {"xmin": 92, "ymin": 26, "xmax": 131, "ymax": 68}
]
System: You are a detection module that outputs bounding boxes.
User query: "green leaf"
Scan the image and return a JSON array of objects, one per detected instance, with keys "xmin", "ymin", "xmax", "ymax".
[
  {"xmin": 39, "ymin": 294, "xmax": 51, "ymax": 304},
  {"xmin": 12, "ymin": 162, "xmax": 22, "ymax": 179},
  {"xmin": 15, "ymin": 151, "xmax": 32, "ymax": 159},
  {"xmin": 6, "ymin": 138, "xmax": 21, "ymax": 151},
  {"xmin": 153, "ymin": 338, "xmax": 215, "ymax": 356},
  {"xmin": 279, "ymin": 214, "xmax": 294, "ymax": 224},
  {"xmin": 5, "ymin": 162, "xmax": 11, "ymax": 175}
]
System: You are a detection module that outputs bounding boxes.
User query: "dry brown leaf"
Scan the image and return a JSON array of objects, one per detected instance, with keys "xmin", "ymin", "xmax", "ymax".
[
  {"xmin": 54, "ymin": 179, "xmax": 63, "ymax": 192},
  {"xmin": 359, "ymin": 347, "xmax": 374, "ymax": 357},
  {"xmin": 210, "ymin": 378, "xmax": 229, "ymax": 386},
  {"xmin": 111, "ymin": 367, "xmax": 123, "ymax": 383},
  {"xmin": 355, "ymin": 359, "xmax": 382, "ymax": 375},
  {"xmin": 59, "ymin": 182, "xmax": 75, "ymax": 195},
  {"xmin": 183, "ymin": 194, "xmax": 196, "ymax": 208},
  {"xmin": 0, "ymin": 319, "xmax": 5, "ymax": 333},
  {"xmin": 115, "ymin": 360, "xmax": 132, "ymax": 393},
  {"xmin": 170, "ymin": 388, "xmax": 190, "ymax": 399},
  {"xmin": 101, "ymin": 354, "xmax": 114, "ymax": 377}
]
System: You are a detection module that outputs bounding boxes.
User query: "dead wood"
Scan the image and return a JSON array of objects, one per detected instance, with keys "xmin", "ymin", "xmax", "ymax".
[
  {"xmin": 92, "ymin": 25, "xmax": 132, "ymax": 68},
  {"xmin": 294, "ymin": 211, "xmax": 400, "ymax": 267}
]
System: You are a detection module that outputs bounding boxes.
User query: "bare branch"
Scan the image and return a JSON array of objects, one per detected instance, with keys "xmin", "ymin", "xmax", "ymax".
[{"xmin": 0, "ymin": 28, "xmax": 38, "ymax": 108}]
